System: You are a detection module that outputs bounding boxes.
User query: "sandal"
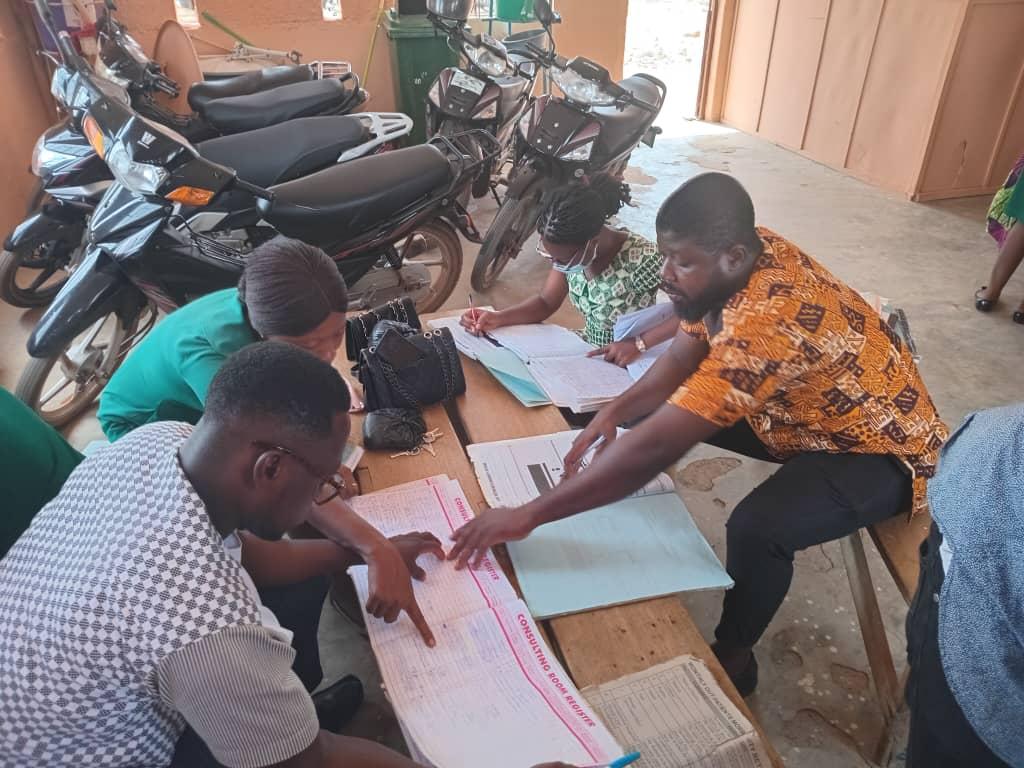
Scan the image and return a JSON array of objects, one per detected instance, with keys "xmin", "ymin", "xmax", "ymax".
[{"xmin": 975, "ymin": 288, "xmax": 997, "ymax": 312}]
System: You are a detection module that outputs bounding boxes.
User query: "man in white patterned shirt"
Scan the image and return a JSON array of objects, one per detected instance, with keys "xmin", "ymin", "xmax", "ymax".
[{"xmin": 0, "ymin": 343, "xmax": 446, "ymax": 768}]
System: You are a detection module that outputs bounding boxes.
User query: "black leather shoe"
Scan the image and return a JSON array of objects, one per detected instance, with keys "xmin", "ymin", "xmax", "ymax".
[
  {"xmin": 313, "ymin": 675, "xmax": 364, "ymax": 733},
  {"xmin": 711, "ymin": 643, "xmax": 759, "ymax": 698},
  {"xmin": 975, "ymin": 288, "xmax": 997, "ymax": 312}
]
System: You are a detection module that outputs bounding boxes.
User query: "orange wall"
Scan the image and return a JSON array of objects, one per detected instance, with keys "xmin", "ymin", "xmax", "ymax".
[
  {"xmin": 0, "ymin": 1, "xmax": 58, "ymax": 239},
  {"xmin": 716, "ymin": 0, "xmax": 1024, "ymax": 200}
]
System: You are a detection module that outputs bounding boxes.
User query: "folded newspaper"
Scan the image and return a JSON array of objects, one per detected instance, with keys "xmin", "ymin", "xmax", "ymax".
[{"xmin": 582, "ymin": 656, "xmax": 773, "ymax": 768}]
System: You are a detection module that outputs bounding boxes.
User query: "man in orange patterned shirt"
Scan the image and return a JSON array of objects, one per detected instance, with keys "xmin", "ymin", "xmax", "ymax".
[{"xmin": 450, "ymin": 173, "xmax": 948, "ymax": 697}]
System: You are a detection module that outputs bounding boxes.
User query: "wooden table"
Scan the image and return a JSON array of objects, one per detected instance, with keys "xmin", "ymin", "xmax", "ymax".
[{"xmin": 348, "ymin": 318, "xmax": 783, "ymax": 766}]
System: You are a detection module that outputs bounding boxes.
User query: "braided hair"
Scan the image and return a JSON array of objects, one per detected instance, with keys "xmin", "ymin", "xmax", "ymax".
[{"xmin": 537, "ymin": 174, "xmax": 632, "ymax": 246}]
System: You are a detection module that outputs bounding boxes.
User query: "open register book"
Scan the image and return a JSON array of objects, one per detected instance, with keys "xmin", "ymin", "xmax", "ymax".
[
  {"xmin": 347, "ymin": 477, "xmax": 623, "ymax": 768},
  {"xmin": 467, "ymin": 430, "xmax": 732, "ymax": 619},
  {"xmin": 429, "ymin": 316, "xmax": 635, "ymax": 412}
]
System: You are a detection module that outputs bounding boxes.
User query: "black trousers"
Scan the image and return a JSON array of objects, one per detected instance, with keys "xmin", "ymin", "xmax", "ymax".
[
  {"xmin": 705, "ymin": 421, "xmax": 911, "ymax": 650},
  {"xmin": 169, "ymin": 575, "xmax": 330, "ymax": 768},
  {"xmin": 905, "ymin": 525, "xmax": 1009, "ymax": 767}
]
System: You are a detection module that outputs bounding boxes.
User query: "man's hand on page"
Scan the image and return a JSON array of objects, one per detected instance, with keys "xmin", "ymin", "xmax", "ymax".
[
  {"xmin": 562, "ymin": 411, "xmax": 618, "ymax": 479},
  {"xmin": 365, "ymin": 533, "xmax": 444, "ymax": 647},
  {"xmin": 448, "ymin": 506, "xmax": 535, "ymax": 569}
]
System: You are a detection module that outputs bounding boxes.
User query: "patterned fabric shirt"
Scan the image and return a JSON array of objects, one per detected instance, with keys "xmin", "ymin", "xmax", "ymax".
[
  {"xmin": 669, "ymin": 228, "xmax": 948, "ymax": 516},
  {"xmin": 0, "ymin": 422, "xmax": 318, "ymax": 768},
  {"xmin": 567, "ymin": 231, "xmax": 664, "ymax": 346}
]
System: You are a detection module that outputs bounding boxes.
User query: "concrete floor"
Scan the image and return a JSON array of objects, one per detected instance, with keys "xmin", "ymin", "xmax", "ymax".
[{"xmin": 3, "ymin": 119, "xmax": 1022, "ymax": 766}]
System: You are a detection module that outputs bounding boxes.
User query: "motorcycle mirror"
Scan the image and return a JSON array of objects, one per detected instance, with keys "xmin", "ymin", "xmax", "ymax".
[
  {"xmin": 533, "ymin": 0, "xmax": 560, "ymax": 27},
  {"xmin": 426, "ymin": 0, "xmax": 471, "ymax": 21}
]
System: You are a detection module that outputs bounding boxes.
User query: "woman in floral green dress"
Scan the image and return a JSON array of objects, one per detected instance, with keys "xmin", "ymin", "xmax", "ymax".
[{"xmin": 460, "ymin": 174, "xmax": 677, "ymax": 367}]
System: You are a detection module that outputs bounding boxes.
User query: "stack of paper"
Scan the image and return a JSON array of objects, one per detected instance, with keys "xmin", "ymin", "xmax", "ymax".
[
  {"xmin": 428, "ymin": 316, "xmax": 635, "ymax": 413},
  {"xmin": 348, "ymin": 477, "xmax": 623, "ymax": 768},
  {"xmin": 582, "ymin": 656, "xmax": 772, "ymax": 768},
  {"xmin": 612, "ymin": 304, "xmax": 677, "ymax": 383},
  {"xmin": 429, "ymin": 316, "xmax": 551, "ymax": 407},
  {"xmin": 467, "ymin": 431, "xmax": 733, "ymax": 619}
]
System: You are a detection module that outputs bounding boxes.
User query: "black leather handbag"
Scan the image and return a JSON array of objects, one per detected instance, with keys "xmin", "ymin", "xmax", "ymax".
[
  {"xmin": 358, "ymin": 326, "xmax": 465, "ymax": 411},
  {"xmin": 346, "ymin": 298, "xmax": 420, "ymax": 362}
]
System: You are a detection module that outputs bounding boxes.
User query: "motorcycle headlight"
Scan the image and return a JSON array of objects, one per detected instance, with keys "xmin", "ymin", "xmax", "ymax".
[
  {"xmin": 31, "ymin": 133, "xmax": 51, "ymax": 176},
  {"xmin": 105, "ymin": 144, "xmax": 169, "ymax": 196},
  {"xmin": 428, "ymin": 79, "xmax": 441, "ymax": 106},
  {"xmin": 96, "ymin": 58, "xmax": 131, "ymax": 88},
  {"xmin": 474, "ymin": 100, "xmax": 498, "ymax": 120},
  {"xmin": 561, "ymin": 141, "xmax": 594, "ymax": 162},
  {"xmin": 462, "ymin": 41, "xmax": 507, "ymax": 77},
  {"xmin": 551, "ymin": 66, "xmax": 617, "ymax": 106}
]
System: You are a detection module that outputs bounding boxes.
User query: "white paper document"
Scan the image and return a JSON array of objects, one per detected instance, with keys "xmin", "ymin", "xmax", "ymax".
[
  {"xmin": 489, "ymin": 323, "xmax": 596, "ymax": 359},
  {"xmin": 467, "ymin": 432, "xmax": 733, "ymax": 618},
  {"xmin": 467, "ymin": 430, "xmax": 674, "ymax": 507},
  {"xmin": 348, "ymin": 477, "xmax": 623, "ymax": 768},
  {"xmin": 527, "ymin": 356, "xmax": 636, "ymax": 412},
  {"xmin": 612, "ymin": 302, "xmax": 676, "ymax": 342},
  {"xmin": 582, "ymin": 656, "xmax": 773, "ymax": 768},
  {"xmin": 428, "ymin": 314, "xmax": 502, "ymax": 361},
  {"xmin": 626, "ymin": 339, "xmax": 672, "ymax": 381}
]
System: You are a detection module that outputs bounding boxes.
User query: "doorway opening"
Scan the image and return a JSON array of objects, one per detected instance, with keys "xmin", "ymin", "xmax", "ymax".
[{"xmin": 623, "ymin": 0, "xmax": 710, "ymax": 131}]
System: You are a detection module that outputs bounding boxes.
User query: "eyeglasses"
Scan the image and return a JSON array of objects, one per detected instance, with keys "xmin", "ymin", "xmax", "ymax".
[
  {"xmin": 536, "ymin": 237, "xmax": 597, "ymax": 274},
  {"xmin": 252, "ymin": 441, "xmax": 347, "ymax": 506}
]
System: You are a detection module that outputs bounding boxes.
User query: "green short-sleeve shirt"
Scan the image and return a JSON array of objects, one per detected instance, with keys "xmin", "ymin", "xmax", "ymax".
[
  {"xmin": 98, "ymin": 288, "xmax": 258, "ymax": 441},
  {"xmin": 0, "ymin": 387, "xmax": 83, "ymax": 556},
  {"xmin": 566, "ymin": 231, "xmax": 665, "ymax": 346}
]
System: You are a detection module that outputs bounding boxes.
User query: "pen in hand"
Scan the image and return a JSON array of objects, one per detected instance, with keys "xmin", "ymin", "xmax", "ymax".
[{"xmin": 581, "ymin": 752, "xmax": 641, "ymax": 768}]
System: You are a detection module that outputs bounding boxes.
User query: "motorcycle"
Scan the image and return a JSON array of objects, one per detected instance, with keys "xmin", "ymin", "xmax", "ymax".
[
  {"xmin": 0, "ymin": 0, "xmax": 404, "ymax": 309},
  {"xmin": 16, "ymin": 31, "xmax": 496, "ymax": 427},
  {"xmin": 469, "ymin": 0, "xmax": 665, "ymax": 291},
  {"xmin": 424, "ymin": 0, "xmax": 543, "ymax": 202},
  {"xmin": 94, "ymin": 0, "xmax": 367, "ymax": 143}
]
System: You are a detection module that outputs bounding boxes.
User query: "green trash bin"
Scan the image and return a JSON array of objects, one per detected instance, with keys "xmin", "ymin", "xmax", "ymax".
[
  {"xmin": 493, "ymin": 0, "xmax": 535, "ymax": 22},
  {"xmin": 384, "ymin": 10, "xmax": 459, "ymax": 146}
]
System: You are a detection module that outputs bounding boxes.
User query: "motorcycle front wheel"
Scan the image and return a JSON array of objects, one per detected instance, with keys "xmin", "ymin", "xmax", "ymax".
[
  {"xmin": 16, "ymin": 304, "xmax": 157, "ymax": 428},
  {"xmin": 471, "ymin": 183, "xmax": 544, "ymax": 292},
  {"xmin": 0, "ymin": 237, "xmax": 82, "ymax": 309}
]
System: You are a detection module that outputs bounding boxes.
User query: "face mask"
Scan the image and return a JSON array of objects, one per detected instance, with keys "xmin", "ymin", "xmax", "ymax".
[{"xmin": 539, "ymin": 237, "xmax": 597, "ymax": 275}]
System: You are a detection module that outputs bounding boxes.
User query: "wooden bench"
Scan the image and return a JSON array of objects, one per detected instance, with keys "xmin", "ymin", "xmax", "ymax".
[
  {"xmin": 840, "ymin": 510, "xmax": 929, "ymax": 749},
  {"xmin": 443, "ymin": 349, "xmax": 784, "ymax": 766}
]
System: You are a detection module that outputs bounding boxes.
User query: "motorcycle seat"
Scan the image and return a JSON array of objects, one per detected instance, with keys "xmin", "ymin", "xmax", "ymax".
[
  {"xmin": 200, "ymin": 78, "xmax": 355, "ymax": 134},
  {"xmin": 188, "ymin": 65, "xmax": 313, "ymax": 112},
  {"xmin": 260, "ymin": 145, "xmax": 452, "ymax": 244},
  {"xmin": 196, "ymin": 116, "xmax": 370, "ymax": 188},
  {"xmin": 594, "ymin": 75, "xmax": 664, "ymax": 159}
]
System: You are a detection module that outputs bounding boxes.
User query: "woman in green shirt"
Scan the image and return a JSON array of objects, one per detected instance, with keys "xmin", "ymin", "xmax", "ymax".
[
  {"xmin": 99, "ymin": 237, "xmax": 349, "ymax": 442},
  {"xmin": 460, "ymin": 174, "xmax": 677, "ymax": 366}
]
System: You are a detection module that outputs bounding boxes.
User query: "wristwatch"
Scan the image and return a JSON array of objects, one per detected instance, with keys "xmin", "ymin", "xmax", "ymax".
[{"xmin": 634, "ymin": 336, "xmax": 647, "ymax": 353}]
